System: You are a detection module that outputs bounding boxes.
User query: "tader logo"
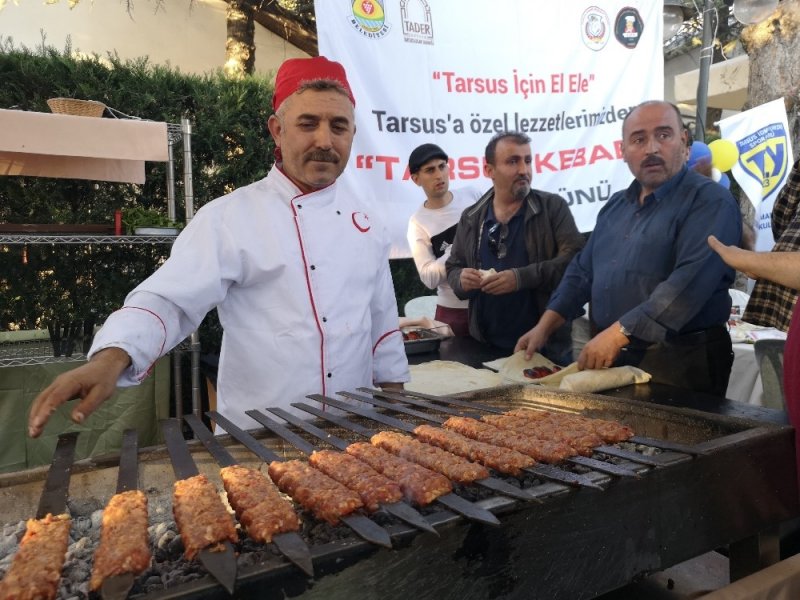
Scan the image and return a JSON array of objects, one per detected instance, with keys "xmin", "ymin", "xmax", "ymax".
[
  {"xmin": 349, "ymin": 0, "xmax": 391, "ymax": 39},
  {"xmin": 400, "ymin": 0, "xmax": 434, "ymax": 46}
]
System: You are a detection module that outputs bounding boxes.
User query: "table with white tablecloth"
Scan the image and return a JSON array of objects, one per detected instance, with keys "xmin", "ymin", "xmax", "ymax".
[
  {"xmin": 727, "ymin": 342, "xmax": 763, "ymax": 405},
  {"xmin": 726, "ymin": 326, "xmax": 788, "ymax": 406}
]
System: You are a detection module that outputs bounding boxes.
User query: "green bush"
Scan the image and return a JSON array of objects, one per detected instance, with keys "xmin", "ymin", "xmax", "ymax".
[{"xmin": 0, "ymin": 42, "xmax": 424, "ymax": 352}]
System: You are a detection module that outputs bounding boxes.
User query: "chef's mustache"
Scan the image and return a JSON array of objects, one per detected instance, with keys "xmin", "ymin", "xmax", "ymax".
[{"xmin": 305, "ymin": 150, "xmax": 339, "ymax": 163}]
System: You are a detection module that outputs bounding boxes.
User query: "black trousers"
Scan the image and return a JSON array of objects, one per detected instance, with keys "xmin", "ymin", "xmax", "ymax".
[{"xmin": 613, "ymin": 325, "xmax": 734, "ymax": 398}]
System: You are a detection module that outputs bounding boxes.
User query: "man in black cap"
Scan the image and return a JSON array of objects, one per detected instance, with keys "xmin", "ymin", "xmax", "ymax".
[{"xmin": 406, "ymin": 143, "xmax": 483, "ymax": 335}]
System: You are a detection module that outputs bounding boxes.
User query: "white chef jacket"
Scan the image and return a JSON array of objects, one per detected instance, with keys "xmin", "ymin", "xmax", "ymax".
[{"xmin": 90, "ymin": 166, "xmax": 410, "ymax": 428}]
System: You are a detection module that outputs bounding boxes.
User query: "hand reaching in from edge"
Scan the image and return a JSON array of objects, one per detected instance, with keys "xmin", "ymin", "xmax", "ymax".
[{"xmin": 28, "ymin": 347, "xmax": 131, "ymax": 438}]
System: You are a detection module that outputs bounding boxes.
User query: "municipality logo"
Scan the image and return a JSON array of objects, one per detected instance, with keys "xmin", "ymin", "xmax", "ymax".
[
  {"xmin": 349, "ymin": 0, "xmax": 391, "ymax": 39},
  {"xmin": 736, "ymin": 122, "xmax": 790, "ymax": 201}
]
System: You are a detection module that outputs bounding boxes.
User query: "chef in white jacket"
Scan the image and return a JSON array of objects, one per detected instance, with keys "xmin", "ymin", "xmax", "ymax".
[{"xmin": 29, "ymin": 56, "xmax": 409, "ymax": 436}]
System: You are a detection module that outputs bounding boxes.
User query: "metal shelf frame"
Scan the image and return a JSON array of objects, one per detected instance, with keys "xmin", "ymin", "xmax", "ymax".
[
  {"xmin": 0, "ymin": 234, "xmax": 179, "ymax": 245},
  {"xmin": 1, "ymin": 117, "xmax": 202, "ymax": 417}
]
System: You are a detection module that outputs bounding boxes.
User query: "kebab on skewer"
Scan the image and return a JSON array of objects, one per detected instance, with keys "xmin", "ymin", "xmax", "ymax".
[
  {"xmin": 370, "ymin": 430, "xmax": 490, "ymax": 484},
  {"xmin": 504, "ymin": 409, "xmax": 635, "ymax": 443},
  {"xmin": 481, "ymin": 414, "xmax": 603, "ymax": 456},
  {"xmin": 89, "ymin": 490, "xmax": 151, "ymax": 592},
  {"xmin": 267, "ymin": 460, "xmax": 365, "ymax": 525},
  {"xmin": 443, "ymin": 416, "xmax": 579, "ymax": 463},
  {"xmin": 0, "ymin": 513, "xmax": 71, "ymax": 600},
  {"xmin": 219, "ymin": 464, "xmax": 301, "ymax": 544},
  {"xmin": 344, "ymin": 442, "xmax": 453, "ymax": 506},
  {"xmin": 172, "ymin": 474, "xmax": 238, "ymax": 560},
  {"xmin": 412, "ymin": 424, "xmax": 536, "ymax": 477},
  {"xmin": 88, "ymin": 429, "xmax": 152, "ymax": 594},
  {"xmin": 307, "ymin": 450, "xmax": 403, "ymax": 513},
  {"xmin": 0, "ymin": 433, "xmax": 78, "ymax": 600}
]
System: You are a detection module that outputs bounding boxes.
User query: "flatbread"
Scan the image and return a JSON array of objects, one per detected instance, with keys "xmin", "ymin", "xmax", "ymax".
[
  {"xmin": 558, "ymin": 366, "xmax": 651, "ymax": 392},
  {"xmin": 495, "ymin": 350, "xmax": 579, "ymax": 386},
  {"xmin": 478, "ymin": 268, "xmax": 497, "ymax": 280},
  {"xmin": 407, "ymin": 361, "xmax": 503, "ymax": 396}
]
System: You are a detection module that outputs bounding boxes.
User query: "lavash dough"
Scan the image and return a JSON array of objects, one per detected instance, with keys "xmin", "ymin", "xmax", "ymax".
[
  {"xmin": 407, "ymin": 361, "xmax": 503, "ymax": 396},
  {"xmin": 558, "ymin": 366, "xmax": 651, "ymax": 392}
]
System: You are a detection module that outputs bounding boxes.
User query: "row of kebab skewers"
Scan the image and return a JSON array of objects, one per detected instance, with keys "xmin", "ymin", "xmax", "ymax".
[{"xmin": 0, "ymin": 391, "xmax": 636, "ymax": 599}]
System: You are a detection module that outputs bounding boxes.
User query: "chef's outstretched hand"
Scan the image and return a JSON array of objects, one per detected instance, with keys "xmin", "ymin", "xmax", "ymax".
[{"xmin": 28, "ymin": 347, "xmax": 131, "ymax": 438}]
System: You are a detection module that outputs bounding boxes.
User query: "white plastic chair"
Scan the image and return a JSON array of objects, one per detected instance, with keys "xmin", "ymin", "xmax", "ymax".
[{"xmin": 404, "ymin": 296, "xmax": 438, "ymax": 319}]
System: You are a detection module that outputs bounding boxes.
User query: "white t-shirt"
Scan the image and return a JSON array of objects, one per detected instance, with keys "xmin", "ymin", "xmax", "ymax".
[{"xmin": 407, "ymin": 186, "xmax": 483, "ymax": 308}]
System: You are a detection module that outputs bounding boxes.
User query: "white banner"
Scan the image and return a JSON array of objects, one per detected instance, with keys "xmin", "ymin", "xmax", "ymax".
[
  {"xmin": 719, "ymin": 98, "xmax": 794, "ymax": 251},
  {"xmin": 315, "ymin": 1, "xmax": 664, "ymax": 256}
]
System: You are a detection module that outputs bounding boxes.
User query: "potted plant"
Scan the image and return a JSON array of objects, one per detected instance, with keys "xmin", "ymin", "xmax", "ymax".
[{"xmin": 121, "ymin": 206, "xmax": 183, "ymax": 236}]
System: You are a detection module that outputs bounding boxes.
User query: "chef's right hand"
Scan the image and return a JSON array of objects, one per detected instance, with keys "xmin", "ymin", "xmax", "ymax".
[
  {"xmin": 460, "ymin": 268, "xmax": 483, "ymax": 291},
  {"xmin": 28, "ymin": 347, "xmax": 131, "ymax": 438}
]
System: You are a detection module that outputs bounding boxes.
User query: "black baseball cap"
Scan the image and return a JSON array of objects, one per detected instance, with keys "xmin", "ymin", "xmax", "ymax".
[{"xmin": 408, "ymin": 143, "xmax": 448, "ymax": 174}]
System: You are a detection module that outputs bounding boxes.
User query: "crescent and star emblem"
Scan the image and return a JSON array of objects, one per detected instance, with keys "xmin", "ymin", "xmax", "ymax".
[{"xmin": 352, "ymin": 211, "xmax": 371, "ymax": 232}]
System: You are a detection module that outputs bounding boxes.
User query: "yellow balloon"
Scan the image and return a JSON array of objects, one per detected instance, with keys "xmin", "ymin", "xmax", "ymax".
[{"xmin": 708, "ymin": 138, "xmax": 739, "ymax": 172}]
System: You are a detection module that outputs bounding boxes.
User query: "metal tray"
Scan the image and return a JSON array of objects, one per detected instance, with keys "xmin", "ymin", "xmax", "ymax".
[{"xmin": 403, "ymin": 328, "xmax": 442, "ymax": 355}]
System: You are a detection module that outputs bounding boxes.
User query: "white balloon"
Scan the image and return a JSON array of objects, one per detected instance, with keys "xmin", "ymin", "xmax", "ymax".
[
  {"xmin": 733, "ymin": 0, "xmax": 778, "ymax": 25},
  {"xmin": 711, "ymin": 167, "xmax": 722, "ymax": 182}
]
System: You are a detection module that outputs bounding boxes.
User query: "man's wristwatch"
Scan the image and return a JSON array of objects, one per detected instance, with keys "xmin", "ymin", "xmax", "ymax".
[{"xmin": 619, "ymin": 324, "xmax": 632, "ymax": 338}]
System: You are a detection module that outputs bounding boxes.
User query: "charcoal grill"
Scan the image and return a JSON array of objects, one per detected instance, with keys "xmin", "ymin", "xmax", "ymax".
[{"xmin": 0, "ymin": 383, "xmax": 796, "ymax": 600}]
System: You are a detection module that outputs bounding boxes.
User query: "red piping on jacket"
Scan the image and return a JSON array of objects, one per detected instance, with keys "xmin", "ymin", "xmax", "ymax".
[
  {"xmin": 373, "ymin": 329, "xmax": 400, "ymax": 354},
  {"xmin": 290, "ymin": 192, "xmax": 328, "ymax": 400}
]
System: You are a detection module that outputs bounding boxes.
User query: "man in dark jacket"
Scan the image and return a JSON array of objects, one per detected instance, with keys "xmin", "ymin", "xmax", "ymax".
[{"xmin": 445, "ymin": 131, "xmax": 584, "ymax": 363}]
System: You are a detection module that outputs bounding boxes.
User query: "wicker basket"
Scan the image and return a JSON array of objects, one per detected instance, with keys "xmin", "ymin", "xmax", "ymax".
[{"xmin": 46, "ymin": 97, "xmax": 106, "ymax": 118}]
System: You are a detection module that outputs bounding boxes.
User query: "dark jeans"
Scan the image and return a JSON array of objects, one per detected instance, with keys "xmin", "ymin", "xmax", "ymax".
[{"xmin": 614, "ymin": 325, "xmax": 734, "ymax": 398}]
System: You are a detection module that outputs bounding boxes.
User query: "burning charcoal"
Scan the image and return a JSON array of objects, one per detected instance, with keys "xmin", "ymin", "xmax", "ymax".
[
  {"xmin": 67, "ymin": 497, "xmax": 103, "ymax": 518},
  {"xmin": 167, "ymin": 533, "xmax": 185, "ymax": 557},
  {"xmin": 156, "ymin": 528, "xmax": 176, "ymax": 551},
  {"xmin": 150, "ymin": 521, "xmax": 170, "ymax": 540}
]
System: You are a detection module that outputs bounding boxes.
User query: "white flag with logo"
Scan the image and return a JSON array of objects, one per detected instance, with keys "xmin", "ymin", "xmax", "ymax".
[{"xmin": 718, "ymin": 98, "xmax": 794, "ymax": 250}]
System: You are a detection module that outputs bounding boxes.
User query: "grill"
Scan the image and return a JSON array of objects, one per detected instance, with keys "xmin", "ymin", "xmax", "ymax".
[{"xmin": 0, "ymin": 384, "xmax": 797, "ymax": 599}]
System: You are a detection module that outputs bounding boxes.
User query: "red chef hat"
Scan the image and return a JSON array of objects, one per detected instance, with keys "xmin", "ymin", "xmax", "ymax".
[{"xmin": 272, "ymin": 56, "xmax": 356, "ymax": 112}]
